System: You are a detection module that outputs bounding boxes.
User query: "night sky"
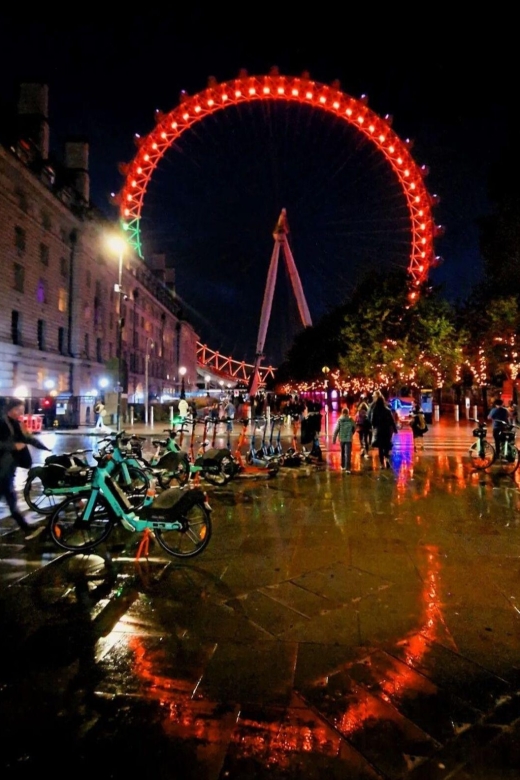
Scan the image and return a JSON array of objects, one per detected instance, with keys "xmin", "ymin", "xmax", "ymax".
[{"xmin": 0, "ymin": 12, "xmax": 514, "ymax": 366}]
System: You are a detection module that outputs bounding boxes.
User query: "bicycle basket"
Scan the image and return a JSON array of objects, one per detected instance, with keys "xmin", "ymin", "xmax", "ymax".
[
  {"xmin": 472, "ymin": 427, "xmax": 485, "ymax": 437},
  {"xmin": 500, "ymin": 430, "xmax": 515, "ymax": 443},
  {"xmin": 66, "ymin": 467, "xmax": 93, "ymax": 486}
]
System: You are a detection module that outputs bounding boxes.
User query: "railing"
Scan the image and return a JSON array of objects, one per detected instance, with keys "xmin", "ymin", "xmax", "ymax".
[{"xmin": 196, "ymin": 343, "xmax": 276, "ymax": 384}]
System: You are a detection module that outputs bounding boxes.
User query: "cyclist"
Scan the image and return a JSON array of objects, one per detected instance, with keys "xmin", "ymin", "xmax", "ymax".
[{"xmin": 487, "ymin": 398, "xmax": 509, "ymax": 455}]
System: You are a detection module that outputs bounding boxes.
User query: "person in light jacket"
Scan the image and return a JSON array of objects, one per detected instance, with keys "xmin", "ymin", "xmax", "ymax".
[{"xmin": 332, "ymin": 407, "xmax": 356, "ymax": 473}]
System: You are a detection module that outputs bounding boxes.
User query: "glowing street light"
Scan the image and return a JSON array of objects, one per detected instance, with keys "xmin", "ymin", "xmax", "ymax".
[
  {"xmin": 204, "ymin": 374, "xmax": 211, "ymax": 392},
  {"xmin": 179, "ymin": 366, "xmax": 187, "ymax": 399},
  {"xmin": 106, "ymin": 234, "xmax": 128, "ymax": 431}
]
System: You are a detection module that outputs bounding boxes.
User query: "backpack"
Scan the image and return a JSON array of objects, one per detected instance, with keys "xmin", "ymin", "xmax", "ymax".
[
  {"xmin": 94, "ymin": 402, "xmax": 102, "ymax": 415},
  {"xmin": 417, "ymin": 413, "xmax": 427, "ymax": 431}
]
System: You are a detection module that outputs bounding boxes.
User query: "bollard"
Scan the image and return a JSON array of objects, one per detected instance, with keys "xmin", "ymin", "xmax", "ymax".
[
  {"xmin": 130, "ymin": 406, "xmax": 134, "ymax": 426},
  {"xmin": 266, "ymin": 405, "xmax": 271, "ymax": 424},
  {"xmin": 169, "ymin": 405, "xmax": 174, "ymax": 427},
  {"xmin": 473, "ymin": 405, "xmax": 479, "ymax": 421},
  {"xmin": 150, "ymin": 406, "xmax": 154, "ymax": 428},
  {"xmin": 454, "ymin": 405, "xmax": 459, "ymax": 422},
  {"xmin": 434, "ymin": 404, "xmax": 440, "ymax": 422},
  {"xmin": 324, "ymin": 404, "xmax": 329, "ymax": 436}
]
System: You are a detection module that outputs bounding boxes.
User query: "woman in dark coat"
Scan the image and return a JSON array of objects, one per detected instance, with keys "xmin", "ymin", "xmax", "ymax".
[
  {"xmin": 0, "ymin": 398, "xmax": 50, "ymax": 539},
  {"xmin": 368, "ymin": 392, "xmax": 398, "ymax": 468}
]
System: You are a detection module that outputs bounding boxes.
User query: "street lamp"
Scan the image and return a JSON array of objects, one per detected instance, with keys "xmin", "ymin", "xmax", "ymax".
[
  {"xmin": 179, "ymin": 366, "xmax": 187, "ymax": 399},
  {"xmin": 107, "ymin": 234, "xmax": 127, "ymax": 431},
  {"xmin": 145, "ymin": 337, "xmax": 154, "ymax": 426},
  {"xmin": 219, "ymin": 380, "xmax": 224, "ymax": 397},
  {"xmin": 204, "ymin": 374, "xmax": 210, "ymax": 392}
]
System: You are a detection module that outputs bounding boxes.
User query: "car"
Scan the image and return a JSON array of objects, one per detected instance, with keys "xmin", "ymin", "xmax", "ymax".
[{"xmin": 389, "ymin": 396, "xmax": 415, "ymax": 423}]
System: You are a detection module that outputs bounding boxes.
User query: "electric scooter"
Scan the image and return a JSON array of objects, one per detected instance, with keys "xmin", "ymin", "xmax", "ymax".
[{"xmin": 188, "ymin": 417, "xmax": 240, "ymax": 486}]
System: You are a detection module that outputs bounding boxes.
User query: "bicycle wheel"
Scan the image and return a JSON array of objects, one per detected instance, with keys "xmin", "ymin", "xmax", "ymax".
[
  {"xmin": 49, "ymin": 494, "xmax": 115, "ymax": 552},
  {"xmin": 116, "ymin": 464, "xmax": 150, "ymax": 508},
  {"xmin": 496, "ymin": 443, "xmax": 520, "ymax": 475},
  {"xmin": 23, "ymin": 473, "xmax": 64, "ymax": 515},
  {"xmin": 203, "ymin": 467, "xmax": 230, "ymax": 486},
  {"xmin": 154, "ymin": 501, "xmax": 212, "ymax": 558},
  {"xmin": 468, "ymin": 440, "xmax": 495, "ymax": 470},
  {"xmin": 174, "ymin": 455, "xmax": 191, "ymax": 486}
]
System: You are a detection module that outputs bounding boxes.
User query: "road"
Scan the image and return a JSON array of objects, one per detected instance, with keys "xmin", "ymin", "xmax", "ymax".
[{"xmin": 1, "ymin": 415, "xmax": 519, "ymax": 779}]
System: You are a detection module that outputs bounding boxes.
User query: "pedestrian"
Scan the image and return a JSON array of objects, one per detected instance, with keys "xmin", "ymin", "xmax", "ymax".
[
  {"xmin": 368, "ymin": 392, "xmax": 398, "ymax": 468},
  {"xmin": 332, "ymin": 406, "xmax": 356, "ymax": 473},
  {"xmin": 410, "ymin": 402, "xmax": 428, "ymax": 451},
  {"xmin": 223, "ymin": 398, "xmax": 235, "ymax": 433},
  {"xmin": 507, "ymin": 400, "xmax": 518, "ymax": 426},
  {"xmin": 94, "ymin": 400, "xmax": 106, "ymax": 429},
  {"xmin": 487, "ymin": 397, "xmax": 509, "ymax": 454},
  {"xmin": 355, "ymin": 400, "xmax": 372, "ymax": 458},
  {"xmin": 177, "ymin": 397, "xmax": 189, "ymax": 419},
  {"xmin": 0, "ymin": 398, "xmax": 51, "ymax": 540}
]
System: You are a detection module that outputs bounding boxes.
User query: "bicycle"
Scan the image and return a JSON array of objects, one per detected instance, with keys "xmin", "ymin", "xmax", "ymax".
[
  {"xmin": 125, "ymin": 430, "xmax": 191, "ymax": 487},
  {"xmin": 47, "ymin": 431, "xmax": 212, "ymax": 558},
  {"xmin": 468, "ymin": 418, "xmax": 495, "ymax": 470},
  {"xmin": 494, "ymin": 419, "xmax": 520, "ymax": 475},
  {"xmin": 24, "ymin": 435, "xmax": 151, "ymax": 515}
]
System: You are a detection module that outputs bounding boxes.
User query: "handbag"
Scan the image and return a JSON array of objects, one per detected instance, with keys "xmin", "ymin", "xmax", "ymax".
[{"xmin": 16, "ymin": 445, "xmax": 33, "ymax": 469}]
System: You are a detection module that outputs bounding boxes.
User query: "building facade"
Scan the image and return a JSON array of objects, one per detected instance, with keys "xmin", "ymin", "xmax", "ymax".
[{"xmin": 0, "ymin": 84, "xmax": 199, "ymax": 424}]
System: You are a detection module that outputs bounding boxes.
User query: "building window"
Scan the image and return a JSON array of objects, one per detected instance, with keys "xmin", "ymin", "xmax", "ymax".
[
  {"xmin": 58, "ymin": 327, "xmax": 65, "ymax": 354},
  {"xmin": 11, "ymin": 310, "xmax": 21, "ymax": 345},
  {"xmin": 13, "ymin": 262, "xmax": 24, "ymax": 292},
  {"xmin": 96, "ymin": 337, "xmax": 102, "ymax": 363},
  {"xmin": 84, "ymin": 333, "xmax": 89, "ymax": 358},
  {"xmin": 40, "ymin": 243, "xmax": 49, "ymax": 266},
  {"xmin": 37, "ymin": 319, "xmax": 45, "ymax": 350},
  {"xmin": 14, "ymin": 226, "xmax": 26, "ymax": 253},
  {"xmin": 41, "ymin": 210, "xmax": 52, "ymax": 230},
  {"xmin": 60, "ymin": 256, "xmax": 68, "ymax": 277},
  {"xmin": 36, "ymin": 279, "xmax": 47, "ymax": 304},
  {"xmin": 16, "ymin": 189, "xmax": 28, "ymax": 212},
  {"xmin": 58, "ymin": 288, "xmax": 68, "ymax": 312}
]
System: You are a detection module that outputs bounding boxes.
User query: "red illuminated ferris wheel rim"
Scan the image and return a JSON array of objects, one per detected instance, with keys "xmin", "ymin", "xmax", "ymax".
[{"xmin": 118, "ymin": 71, "xmax": 442, "ymax": 303}]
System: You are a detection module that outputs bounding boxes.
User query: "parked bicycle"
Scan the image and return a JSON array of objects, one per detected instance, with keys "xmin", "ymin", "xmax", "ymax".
[
  {"xmin": 494, "ymin": 419, "xmax": 520, "ymax": 475},
  {"xmin": 468, "ymin": 418, "xmax": 495, "ymax": 470},
  {"xmin": 47, "ymin": 430, "xmax": 212, "ymax": 558},
  {"xmin": 24, "ymin": 435, "xmax": 151, "ymax": 515}
]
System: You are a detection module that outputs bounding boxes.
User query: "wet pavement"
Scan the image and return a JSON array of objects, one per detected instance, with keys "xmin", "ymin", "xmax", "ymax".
[{"xmin": 0, "ymin": 417, "xmax": 519, "ymax": 778}]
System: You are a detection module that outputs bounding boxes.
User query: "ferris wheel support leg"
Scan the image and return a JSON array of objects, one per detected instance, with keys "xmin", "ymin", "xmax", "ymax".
[
  {"xmin": 281, "ymin": 238, "xmax": 312, "ymax": 327},
  {"xmin": 255, "ymin": 241, "xmax": 280, "ymax": 357}
]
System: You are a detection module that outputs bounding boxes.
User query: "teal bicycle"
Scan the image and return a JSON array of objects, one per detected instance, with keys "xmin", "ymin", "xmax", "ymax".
[
  {"xmin": 24, "ymin": 435, "xmax": 151, "ymax": 516},
  {"xmin": 47, "ymin": 431, "xmax": 212, "ymax": 558}
]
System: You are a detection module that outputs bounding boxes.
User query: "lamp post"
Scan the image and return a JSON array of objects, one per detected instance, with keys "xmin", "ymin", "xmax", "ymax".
[
  {"xmin": 145, "ymin": 337, "xmax": 154, "ymax": 426},
  {"xmin": 204, "ymin": 374, "xmax": 210, "ymax": 392},
  {"xmin": 107, "ymin": 235, "xmax": 127, "ymax": 431},
  {"xmin": 179, "ymin": 366, "xmax": 187, "ymax": 399}
]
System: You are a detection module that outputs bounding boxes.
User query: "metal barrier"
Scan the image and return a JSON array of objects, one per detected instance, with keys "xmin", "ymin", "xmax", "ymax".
[{"xmin": 21, "ymin": 414, "xmax": 44, "ymax": 433}]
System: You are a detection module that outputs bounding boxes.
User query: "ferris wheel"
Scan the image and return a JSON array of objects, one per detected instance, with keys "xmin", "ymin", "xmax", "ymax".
[{"xmin": 117, "ymin": 69, "xmax": 443, "ymax": 374}]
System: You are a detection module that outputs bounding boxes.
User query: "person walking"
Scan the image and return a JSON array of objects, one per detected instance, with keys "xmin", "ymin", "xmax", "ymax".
[
  {"xmin": 488, "ymin": 397, "xmax": 509, "ymax": 456},
  {"xmin": 332, "ymin": 407, "xmax": 356, "ymax": 473},
  {"xmin": 368, "ymin": 392, "xmax": 398, "ymax": 468},
  {"xmin": 0, "ymin": 398, "xmax": 51, "ymax": 540},
  {"xmin": 355, "ymin": 400, "xmax": 372, "ymax": 457},
  {"xmin": 410, "ymin": 402, "xmax": 428, "ymax": 451},
  {"xmin": 223, "ymin": 398, "xmax": 236, "ymax": 433},
  {"xmin": 94, "ymin": 400, "xmax": 106, "ymax": 429},
  {"xmin": 177, "ymin": 397, "xmax": 189, "ymax": 419}
]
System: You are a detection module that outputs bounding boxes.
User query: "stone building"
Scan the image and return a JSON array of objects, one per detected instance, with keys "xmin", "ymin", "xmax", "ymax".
[{"xmin": 0, "ymin": 83, "xmax": 199, "ymax": 424}]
